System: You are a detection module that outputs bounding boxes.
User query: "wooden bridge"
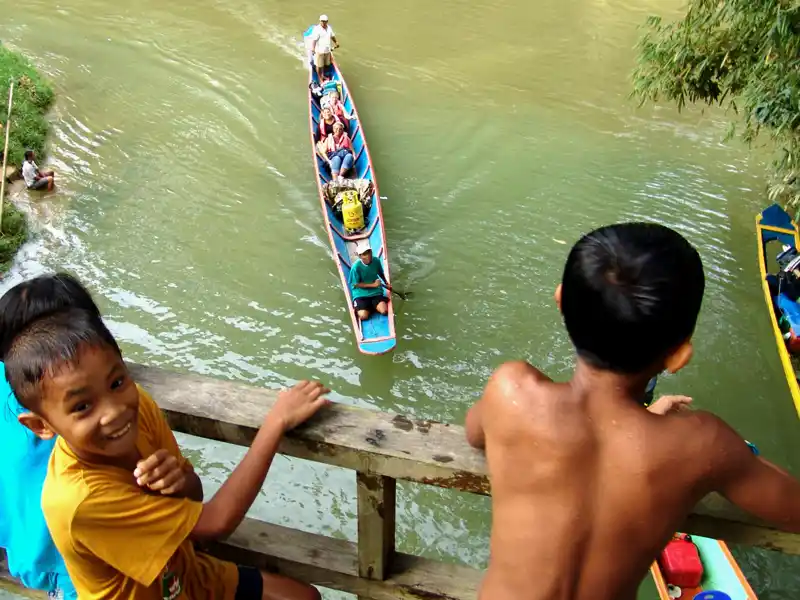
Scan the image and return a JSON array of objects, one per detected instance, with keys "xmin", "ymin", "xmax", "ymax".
[{"xmin": 2, "ymin": 364, "xmax": 799, "ymax": 598}]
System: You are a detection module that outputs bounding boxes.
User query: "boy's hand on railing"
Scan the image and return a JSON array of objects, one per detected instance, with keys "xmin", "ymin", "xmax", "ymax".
[
  {"xmin": 647, "ymin": 395, "xmax": 693, "ymax": 416},
  {"xmin": 268, "ymin": 380, "xmax": 331, "ymax": 432}
]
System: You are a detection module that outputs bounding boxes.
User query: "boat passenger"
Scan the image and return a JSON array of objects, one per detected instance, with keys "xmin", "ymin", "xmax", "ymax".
[
  {"xmin": 5, "ymin": 276, "xmax": 327, "ymax": 600},
  {"xmin": 325, "ymin": 122, "xmax": 355, "ymax": 181},
  {"xmin": 22, "ymin": 149, "xmax": 55, "ymax": 191},
  {"xmin": 322, "ymin": 90, "xmax": 356, "ymax": 123},
  {"xmin": 0, "ymin": 272, "xmax": 99, "ymax": 600},
  {"xmin": 465, "ymin": 222, "xmax": 800, "ymax": 600},
  {"xmin": 309, "ymin": 14, "xmax": 338, "ymax": 82},
  {"xmin": 349, "ymin": 240, "xmax": 390, "ymax": 321},
  {"xmin": 318, "ymin": 107, "xmax": 342, "ymax": 140}
]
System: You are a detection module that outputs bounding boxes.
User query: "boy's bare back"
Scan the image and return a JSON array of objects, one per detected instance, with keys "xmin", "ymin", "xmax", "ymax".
[{"xmin": 467, "ymin": 361, "xmax": 800, "ymax": 600}]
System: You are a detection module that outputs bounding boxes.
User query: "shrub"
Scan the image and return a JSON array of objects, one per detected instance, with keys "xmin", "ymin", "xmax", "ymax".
[{"xmin": 0, "ymin": 44, "xmax": 55, "ymax": 166}]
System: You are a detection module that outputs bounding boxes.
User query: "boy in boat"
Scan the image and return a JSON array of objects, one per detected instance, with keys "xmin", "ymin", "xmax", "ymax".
[
  {"xmin": 465, "ymin": 222, "xmax": 800, "ymax": 600},
  {"xmin": 349, "ymin": 239, "xmax": 391, "ymax": 321},
  {"xmin": 5, "ymin": 277, "xmax": 327, "ymax": 600}
]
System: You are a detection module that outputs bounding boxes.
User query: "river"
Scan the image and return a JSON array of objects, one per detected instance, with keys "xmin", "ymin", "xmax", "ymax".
[{"xmin": 0, "ymin": 0, "xmax": 798, "ymax": 598}]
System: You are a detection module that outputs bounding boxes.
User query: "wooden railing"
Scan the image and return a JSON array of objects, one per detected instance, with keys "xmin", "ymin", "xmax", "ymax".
[{"xmin": 2, "ymin": 364, "xmax": 799, "ymax": 599}]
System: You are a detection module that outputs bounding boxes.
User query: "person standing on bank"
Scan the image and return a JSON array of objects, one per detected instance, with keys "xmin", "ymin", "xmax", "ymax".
[
  {"xmin": 310, "ymin": 15, "xmax": 338, "ymax": 82},
  {"xmin": 348, "ymin": 240, "xmax": 390, "ymax": 321},
  {"xmin": 22, "ymin": 150, "xmax": 55, "ymax": 191}
]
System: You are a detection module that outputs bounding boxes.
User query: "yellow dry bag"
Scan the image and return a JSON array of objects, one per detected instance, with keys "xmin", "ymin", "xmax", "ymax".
[{"xmin": 341, "ymin": 190, "xmax": 364, "ymax": 232}]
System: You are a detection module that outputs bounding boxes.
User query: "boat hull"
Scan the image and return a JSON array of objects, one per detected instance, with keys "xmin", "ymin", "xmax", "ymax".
[
  {"xmin": 305, "ymin": 46, "xmax": 396, "ymax": 355},
  {"xmin": 755, "ymin": 204, "xmax": 800, "ymax": 417}
]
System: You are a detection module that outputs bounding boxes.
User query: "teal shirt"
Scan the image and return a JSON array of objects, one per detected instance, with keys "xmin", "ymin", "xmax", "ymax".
[{"xmin": 349, "ymin": 257, "xmax": 385, "ymax": 299}]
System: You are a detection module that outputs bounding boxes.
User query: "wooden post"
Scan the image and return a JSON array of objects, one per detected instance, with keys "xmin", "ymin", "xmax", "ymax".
[
  {"xmin": 0, "ymin": 80, "xmax": 15, "ymax": 234},
  {"xmin": 356, "ymin": 472, "xmax": 396, "ymax": 586}
]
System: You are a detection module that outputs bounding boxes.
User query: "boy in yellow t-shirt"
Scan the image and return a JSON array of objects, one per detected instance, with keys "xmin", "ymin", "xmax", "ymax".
[{"xmin": 6, "ymin": 302, "xmax": 327, "ymax": 600}]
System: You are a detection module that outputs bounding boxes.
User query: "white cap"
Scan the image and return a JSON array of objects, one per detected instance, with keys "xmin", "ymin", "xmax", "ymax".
[
  {"xmin": 355, "ymin": 239, "xmax": 371, "ymax": 255},
  {"xmin": 319, "ymin": 14, "xmax": 329, "ymax": 21}
]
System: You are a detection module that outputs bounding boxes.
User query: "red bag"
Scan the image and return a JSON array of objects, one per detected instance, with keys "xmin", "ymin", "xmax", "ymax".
[{"xmin": 658, "ymin": 534, "xmax": 704, "ymax": 588}]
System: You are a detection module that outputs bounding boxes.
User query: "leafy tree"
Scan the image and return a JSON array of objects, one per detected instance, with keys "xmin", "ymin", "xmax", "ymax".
[{"xmin": 632, "ymin": 0, "xmax": 800, "ymax": 207}]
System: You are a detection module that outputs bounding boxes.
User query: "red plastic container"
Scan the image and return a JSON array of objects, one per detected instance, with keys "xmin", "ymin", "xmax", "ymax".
[{"xmin": 658, "ymin": 534, "xmax": 704, "ymax": 588}]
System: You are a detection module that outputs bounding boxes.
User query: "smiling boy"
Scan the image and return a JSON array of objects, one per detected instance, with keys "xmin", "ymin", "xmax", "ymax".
[{"xmin": 7, "ymin": 303, "xmax": 326, "ymax": 600}]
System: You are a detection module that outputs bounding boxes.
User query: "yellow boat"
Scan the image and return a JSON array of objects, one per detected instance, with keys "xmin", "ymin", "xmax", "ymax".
[{"xmin": 755, "ymin": 204, "xmax": 800, "ymax": 418}]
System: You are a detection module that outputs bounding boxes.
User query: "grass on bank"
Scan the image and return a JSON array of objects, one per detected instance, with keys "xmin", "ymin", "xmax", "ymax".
[
  {"xmin": 0, "ymin": 44, "xmax": 53, "ymax": 271},
  {"xmin": 0, "ymin": 203, "xmax": 28, "ymax": 272},
  {"xmin": 0, "ymin": 43, "xmax": 54, "ymax": 166}
]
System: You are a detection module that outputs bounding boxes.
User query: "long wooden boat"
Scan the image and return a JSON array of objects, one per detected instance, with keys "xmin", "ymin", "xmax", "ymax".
[
  {"xmin": 756, "ymin": 204, "xmax": 800, "ymax": 418},
  {"xmin": 651, "ymin": 534, "xmax": 757, "ymax": 599},
  {"xmin": 304, "ymin": 41, "xmax": 396, "ymax": 355}
]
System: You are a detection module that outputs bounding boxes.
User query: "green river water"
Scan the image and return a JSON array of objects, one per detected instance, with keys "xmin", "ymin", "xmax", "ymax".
[{"xmin": 0, "ymin": 0, "xmax": 798, "ymax": 598}]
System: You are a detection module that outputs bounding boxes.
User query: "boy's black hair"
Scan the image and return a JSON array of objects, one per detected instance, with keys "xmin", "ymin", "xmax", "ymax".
[
  {"xmin": 0, "ymin": 272, "xmax": 100, "ymax": 359},
  {"xmin": 5, "ymin": 308, "xmax": 121, "ymax": 411},
  {"xmin": 24, "ymin": 150, "xmax": 34, "ymax": 161},
  {"xmin": 561, "ymin": 222, "xmax": 705, "ymax": 374}
]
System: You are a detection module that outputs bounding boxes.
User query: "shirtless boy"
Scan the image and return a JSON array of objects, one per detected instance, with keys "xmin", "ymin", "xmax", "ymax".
[{"xmin": 466, "ymin": 222, "xmax": 800, "ymax": 600}]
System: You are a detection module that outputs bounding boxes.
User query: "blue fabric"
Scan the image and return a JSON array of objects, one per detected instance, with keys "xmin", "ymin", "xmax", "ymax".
[
  {"xmin": 0, "ymin": 363, "xmax": 77, "ymax": 599},
  {"xmin": 329, "ymin": 149, "xmax": 353, "ymax": 175},
  {"xmin": 777, "ymin": 292, "xmax": 800, "ymax": 331}
]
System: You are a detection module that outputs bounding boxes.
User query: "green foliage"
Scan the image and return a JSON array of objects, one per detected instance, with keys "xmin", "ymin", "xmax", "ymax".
[
  {"xmin": 0, "ymin": 43, "xmax": 54, "ymax": 166},
  {"xmin": 632, "ymin": 0, "xmax": 800, "ymax": 207},
  {"xmin": 0, "ymin": 202, "xmax": 28, "ymax": 273}
]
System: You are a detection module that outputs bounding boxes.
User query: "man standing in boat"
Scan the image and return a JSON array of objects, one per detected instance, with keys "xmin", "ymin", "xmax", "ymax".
[
  {"xmin": 310, "ymin": 15, "xmax": 338, "ymax": 82},
  {"xmin": 349, "ymin": 240, "xmax": 390, "ymax": 321}
]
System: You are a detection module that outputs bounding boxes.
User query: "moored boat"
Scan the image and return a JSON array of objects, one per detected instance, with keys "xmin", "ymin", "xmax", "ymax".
[
  {"xmin": 650, "ymin": 533, "xmax": 757, "ymax": 599},
  {"xmin": 755, "ymin": 204, "xmax": 800, "ymax": 418},
  {"xmin": 304, "ymin": 32, "xmax": 396, "ymax": 355}
]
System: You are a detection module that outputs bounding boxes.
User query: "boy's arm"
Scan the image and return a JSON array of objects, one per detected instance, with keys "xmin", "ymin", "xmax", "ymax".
[
  {"xmin": 647, "ymin": 395, "xmax": 692, "ymax": 415},
  {"xmin": 135, "ymin": 449, "xmax": 203, "ymax": 502},
  {"xmin": 135, "ymin": 388, "xmax": 204, "ymax": 501},
  {"xmin": 711, "ymin": 416, "xmax": 800, "ymax": 532},
  {"xmin": 181, "ymin": 464, "xmax": 203, "ymax": 502},
  {"xmin": 191, "ymin": 381, "xmax": 330, "ymax": 540}
]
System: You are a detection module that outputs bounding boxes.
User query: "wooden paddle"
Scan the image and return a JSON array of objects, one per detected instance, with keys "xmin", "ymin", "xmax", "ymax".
[{"xmin": 383, "ymin": 285, "xmax": 411, "ymax": 301}]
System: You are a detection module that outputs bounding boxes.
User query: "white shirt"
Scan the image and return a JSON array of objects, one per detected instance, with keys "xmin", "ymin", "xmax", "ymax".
[
  {"xmin": 312, "ymin": 24, "xmax": 335, "ymax": 54},
  {"xmin": 22, "ymin": 160, "xmax": 38, "ymax": 188}
]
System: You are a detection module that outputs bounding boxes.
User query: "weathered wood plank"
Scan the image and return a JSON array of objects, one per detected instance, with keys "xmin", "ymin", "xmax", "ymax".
[
  {"xmin": 1, "ymin": 524, "xmax": 480, "ymax": 600},
  {"xmin": 0, "ymin": 550, "xmax": 46, "ymax": 598},
  {"xmin": 128, "ymin": 363, "xmax": 800, "ymax": 555},
  {"xmin": 357, "ymin": 473, "xmax": 396, "ymax": 580},
  {"xmin": 129, "ymin": 363, "xmax": 489, "ymax": 494},
  {"xmin": 683, "ymin": 513, "xmax": 800, "ymax": 555},
  {"xmin": 206, "ymin": 517, "xmax": 481, "ymax": 600}
]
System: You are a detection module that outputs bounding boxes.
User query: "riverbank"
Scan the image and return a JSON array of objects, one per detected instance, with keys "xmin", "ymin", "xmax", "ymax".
[{"xmin": 0, "ymin": 44, "xmax": 55, "ymax": 274}]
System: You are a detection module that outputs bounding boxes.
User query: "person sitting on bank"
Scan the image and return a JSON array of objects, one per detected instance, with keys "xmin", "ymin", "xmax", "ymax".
[
  {"xmin": 317, "ymin": 107, "xmax": 342, "ymax": 140},
  {"xmin": 22, "ymin": 149, "xmax": 55, "ymax": 191},
  {"xmin": 4, "ymin": 276, "xmax": 327, "ymax": 600},
  {"xmin": 325, "ymin": 122, "xmax": 355, "ymax": 181},
  {"xmin": 465, "ymin": 222, "xmax": 800, "ymax": 600},
  {"xmin": 309, "ymin": 14, "xmax": 338, "ymax": 82},
  {"xmin": 348, "ymin": 240, "xmax": 390, "ymax": 321}
]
